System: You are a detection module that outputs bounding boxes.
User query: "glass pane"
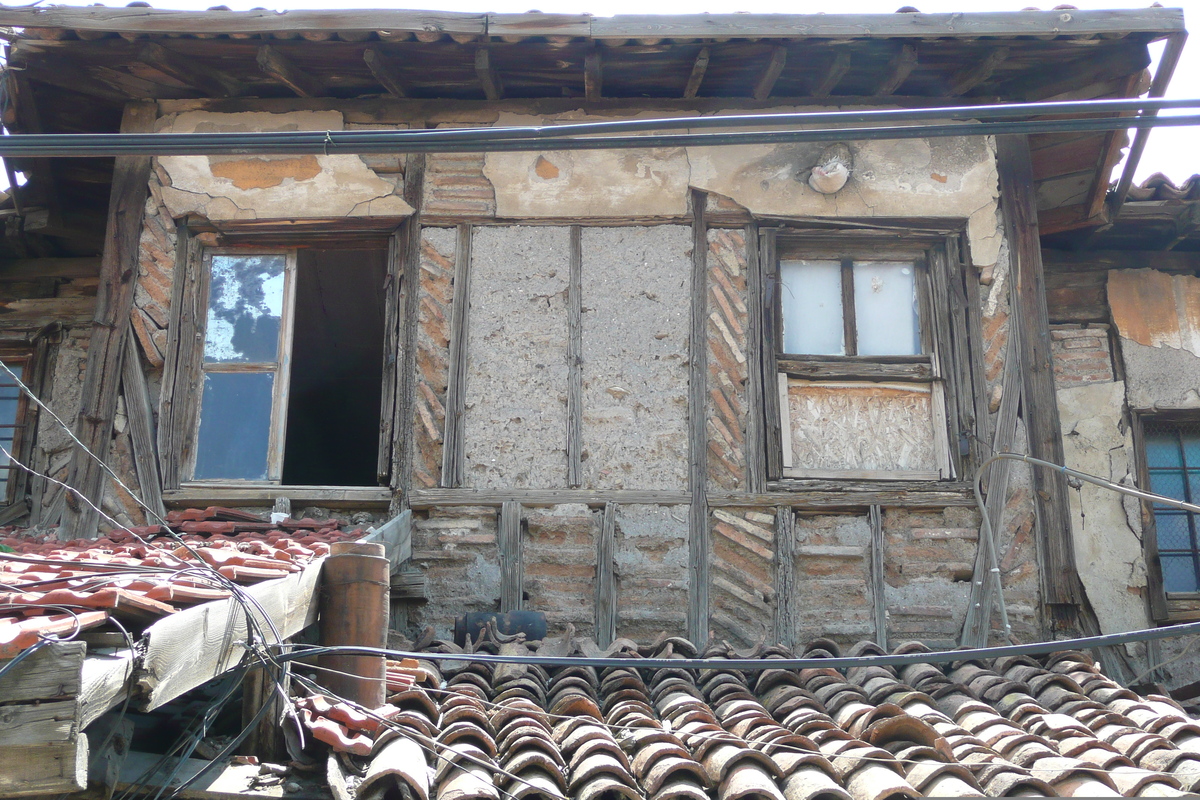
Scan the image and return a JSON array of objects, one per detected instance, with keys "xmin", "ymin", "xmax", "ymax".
[
  {"xmin": 194, "ymin": 371, "xmax": 274, "ymax": 481},
  {"xmin": 1146, "ymin": 431, "xmax": 1183, "ymax": 468},
  {"xmin": 204, "ymin": 254, "xmax": 286, "ymax": 364},
  {"xmin": 780, "ymin": 259, "xmax": 843, "ymax": 355},
  {"xmin": 1149, "ymin": 470, "xmax": 1186, "ymax": 501},
  {"xmin": 1184, "ymin": 433, "xmax": 1200, "ymax": 468},
  {"xmin": 854, "ymin": 261, "xmax": 919, "ymax": 356},
  {"xmin": 1161, "ymin": 555, "xmax": 1200, "ymax": 593},
  {"xmin": 1155, "ymin": 512, "xmax": 1194, "ymax": 551}
]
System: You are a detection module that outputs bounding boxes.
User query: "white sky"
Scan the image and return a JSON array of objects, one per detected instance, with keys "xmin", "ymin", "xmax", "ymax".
[{"xmin": 22, "ymin": 0, "xmax": 1200, "ymax": 184}]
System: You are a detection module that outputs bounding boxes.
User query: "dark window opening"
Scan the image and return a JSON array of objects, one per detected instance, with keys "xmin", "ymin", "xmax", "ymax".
[
  {"xmin": 1145, "ymin": 419, "xmax": 1200, "ymax": 593},
  {"xmin": 282, "ymin": 248, "xmax": 387, "ymax": 486}
]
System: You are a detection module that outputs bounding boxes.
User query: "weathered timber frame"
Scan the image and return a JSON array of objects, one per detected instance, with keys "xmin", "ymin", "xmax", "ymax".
[
  {"xmin": 0, "ymin": 340, "xmax": 45, "ymax": 516},
  {"xmin": 758, "ymin": 224, "xmax": 985, "ymax": 484}
]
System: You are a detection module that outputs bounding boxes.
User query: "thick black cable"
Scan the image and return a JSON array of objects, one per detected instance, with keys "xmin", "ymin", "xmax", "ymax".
[
  {"xmin": 0, "ymin": 110, "xmax": 1198, "ymax": 157},
  {"xmin": 272, "ymin": 616, "xmax": 1200, "ymax": 672}
]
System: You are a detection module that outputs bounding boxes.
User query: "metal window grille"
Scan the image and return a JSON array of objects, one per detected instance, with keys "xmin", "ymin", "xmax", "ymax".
[{"xmin": 1145, "ymin": 419, "xmax": 1200, "ymax": 593}]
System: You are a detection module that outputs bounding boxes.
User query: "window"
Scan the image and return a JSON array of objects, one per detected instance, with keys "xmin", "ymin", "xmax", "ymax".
[
  {"xmin": 761, "ymin": 229, "xmax": 976, "ymax": 482},
  {"xmin": 187, "ymin": 246, "xmax": 387, "ymax": 486},
  {"xmin": 1144, "ymin": 420, "xmax": 1200, "ymax": 595},
  {"xmin": 0, "ymin": 352, "xmax": 31, "ymax": 503}
]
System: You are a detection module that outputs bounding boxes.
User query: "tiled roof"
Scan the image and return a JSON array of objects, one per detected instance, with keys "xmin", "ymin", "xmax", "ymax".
[
  {"xmin": 304, "ymin": 630, "xmax": 1200, "ymax": 800},
  {"xmin": 1126, "ymin": 174, "xmax": 1200, "ymax": 203},
  {"xmin": 0, "ymin": 507, "xmax": 360, "ymax": 658}
]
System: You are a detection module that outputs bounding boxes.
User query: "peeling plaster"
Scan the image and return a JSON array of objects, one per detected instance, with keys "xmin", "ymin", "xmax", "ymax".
[{"xmin": 154, "ymin": 110, "xmax": 413, "ymax": 221}]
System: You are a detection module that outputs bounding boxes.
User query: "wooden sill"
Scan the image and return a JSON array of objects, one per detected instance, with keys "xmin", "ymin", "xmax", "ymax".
[{"xmin": 165, "ymin": 484, "xmax": 392, "ymax": 509}]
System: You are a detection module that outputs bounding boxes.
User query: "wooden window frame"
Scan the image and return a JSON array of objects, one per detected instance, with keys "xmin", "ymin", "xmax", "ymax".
[
  {"xmin": 183, "ymin": 247, "xmax": 297, "ymax": 485},
  {"xmin": 760, "ymin": 225, "xmax": 981, "ymax": 484},
  {"xmin": 0, "ymin": 346, "xmax": 37, "ymax": 508}
]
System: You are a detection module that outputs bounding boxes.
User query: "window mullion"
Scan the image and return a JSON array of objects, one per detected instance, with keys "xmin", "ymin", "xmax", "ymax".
[
  {"xmin": 266, "ymin": 251, "xmax": 298, "ymax": 483},
  {"xmin": 841, "ymin": 258, "xmax": 856, "ymax": 357}
]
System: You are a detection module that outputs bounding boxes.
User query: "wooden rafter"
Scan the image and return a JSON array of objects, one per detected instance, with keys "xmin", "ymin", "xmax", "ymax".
[
  {"xmin": 683, "ymin": 46, "xmax": 709, "ymax": 99},
  {"xmin": 947, "ymin": 46, "xmax": 1008, "ymax": 96},
  {"xmin": 139, "ymin": 42, "xmax": 245, "ymax": 98},
  {"xmin": 875, "ymin": 43, "xmax": 917, "ymax": 96},
  {"xmin": 752, "ymin": 45, "xmax": 788, "ymax": 102},
  {"xmin": 810, "ymin": 51, "xmax": 850, "ymax": 99},
  {"xmin": 362, "ymin": 46, "xmax": 408, "ymax": 98},
  {"xmin": 474, "ymin": 46, "xmax": 503, "ymax": 101},
  {"xmin": 256, "ymin": 44, "xmax": 323, "ymax": 97}
]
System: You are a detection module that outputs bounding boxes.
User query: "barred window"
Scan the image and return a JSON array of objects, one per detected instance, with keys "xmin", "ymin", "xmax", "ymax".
[{"xmin": 1145, "ymin": 420, "xmax": 1200, "ymax": 594}]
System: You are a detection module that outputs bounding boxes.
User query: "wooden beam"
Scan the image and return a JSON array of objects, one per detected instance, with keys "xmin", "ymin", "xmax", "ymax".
[
  {"xmin": 392, "ymin": 153, "xmax": 426, "ymax": 503},
  {"xmin": 683, "ymin": 47, "xmax": 709, "ymax": 100},
  {"xmin": 1164, "ymin": 203, "xmax": 1200, "ymax": 251},
  {"xmin": 687, "ymin": 188, "xmax": 710, "ymax": 645},
  {"xmin": 0, "ymin": 641, "xmax": 84, "ymax": 703},
  {"xmin": 566, "ymin": 226, "xmax": 583, "ymax": 488},
  {"xmin": 752, "ymin": 45, "xmax": 788, "ymax": 102},
  {"xmin": 868, "ymin": 505, "xmax": 887, "ymax": 651},
  {"xmin": 377, "ymin": 227, "xmax": 403, "ymax": 484},
  {"xmin": 947, "ymin": 46, "xmax": 1008, "ymax": 96},
  {"xmin": 743, "ymin": 223, "xmax": 765, "ymax": 494},
  {"xmin": 0, "ymin": 742, "xmax": 87, "ymax": 796},
  {"xmin": 876, "ymin": 44, "xmax": 917, "ymax": 97},
  {"xmin": 996, "ymin": 134, "xmax": 1083, "ymax": 614},
  {"xmin": 362, "ymin": 46, "xmax": 408, "ymax": 99},
  {"xmin": 0, "ymin": 257, "xmax": 99, "ymax": 282},
  {"xmin": 584, "ymin": 47, "xmax": 602, "ymax": 103},
  {"xmin": 59, "ymin": 101, "xmax": 155, "ymax": 540},
  {"xmin": 120, "ymin": 334, "xmax": 165, "ymax": 521},
  {"xmin": 441, "ymin": 223, "xmax": 471, "ymax": 488},
  {"xmin": 163, "ymin": 485, "xmax": 391, "ymax": 508},
  {"xmin": 138, "ymin": 42, "xmax": 244, "ymax": 98},
  {"xmin": 1083, "ymin": 71, "xmax": 1143, "ymax": 220},
  {"xmin": 499, "ymin": 500, "xmax": 522, "ymax": 613},
  {"xmin": 999, "ymin": 41, "xmax": 1149, "ymax": 102},
  {"xmin": 1042, "ymin": 248, "xmax": 1200, "ymax": 273},
  {"xmin": 759, "ymin": 229, "xmax": 782, "ymax": 479},
  {"xmin": 474, "ymin": 47, "xmax": 503, "ymax": 102},
  {"xmin": 772, "ymin": 506, "xmax": 795, "ymax": 648},
  {"xmin": 256, "ymin": 45, "xmax": 323, "ymax": 98},
  {"xmin": 810, "ymin": 51, "xmax": 850, "ymax": 99},
  {"xmin": 157, "ymin": 223, "xmax": 202, "ymax": 491},
  {"xmin": 595, "ymin": 501, "xmax": 617, "ymax": 647}
]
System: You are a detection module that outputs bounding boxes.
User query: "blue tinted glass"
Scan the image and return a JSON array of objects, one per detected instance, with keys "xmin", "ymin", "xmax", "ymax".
[
  {"xmin": 193, "ymin": 372, "xmax": 274, "ymax": 481},
  {"xmin": 1155, "ymin": 512, "xmax": 1193, "ymax": 551},
  {"xmin": 1150, "ymin": 470, "xmax": 1187, "ymax": 501},
  {"xmin": 204, "ymin": 254, "xmax": 286, "ymax": 364},
  {"xmin": 1146, "ymin": 432, "xmax": 1183, "ymax": 468},
  {"xmin": 1162, "ymin": 555, "xmax": 1200, "ymax": 593},
  {"xmin": 1185, "ymin": 434, "xmax": 1200, "ymax": 468}
]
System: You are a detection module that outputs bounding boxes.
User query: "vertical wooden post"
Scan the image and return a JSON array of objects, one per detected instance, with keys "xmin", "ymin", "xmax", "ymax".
[
  {"xmin": 744, "ymin": 222, "xmax": 766, "ymax": 493},
  {"xmin": 441, "ymin": 223, "xmax": 472, "ymax": 488},
  {"xmin": 595, "ymin": 501, "xmax": 617, "ymax": 647},
  {"xmin": 59, "ymin": 101, "xmax": 156, "ymax": 538},
  {"xmin": 687, "ymin": 189, "xmax": 710, "ymax": 645},
  {"xmin": 318, "ymin": 541, "xmax": 389, "ymax": 709},
  {"xmin": 996, "ymin": 134, "xmax": 1084, "ymax": 619},
  {"xmin": 772, "ymin": 506, "xmax": 795, "ymax": 648},
  {"xmin": 499, "ymin": 500, "xmax": 523, "ymax": 612},
  {"xmin": 241, "ymin": 664, "xmax": 284, "ymax": 761},
  {"xmin": 392, "ymin": 152, "xmax": 426, "ymax": 505},
  {"xmin": 566, "ymin": 226, "xmax": 583, "ymax": 488},
  {"xmin": 868, "ymin": 505, "xmax": 887, "ymax": 651}
]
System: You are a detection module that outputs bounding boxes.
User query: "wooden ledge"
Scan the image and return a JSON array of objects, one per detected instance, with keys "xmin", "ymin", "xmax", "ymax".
[{"xmin": 164, "ymin": 485, "xmax": 392, "ymax": 509}]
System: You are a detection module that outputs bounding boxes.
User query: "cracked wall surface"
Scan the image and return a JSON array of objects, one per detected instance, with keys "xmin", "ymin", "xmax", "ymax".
[{"xmin": 154, "ymin": 110, "xmax": 414, "ymax": 220}]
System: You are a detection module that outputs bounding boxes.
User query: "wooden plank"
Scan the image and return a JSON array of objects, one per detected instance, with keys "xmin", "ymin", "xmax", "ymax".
[
  {"xmin": 257, "ymin": 45, "xmax": 323, "ymax": 97},
  {"xmin": 743, "ymin": 223, "xmax": 765, "ymax": 494},
  {"xmin": 498, "ymin": 500, "xmax": 522, "ymax": 613},
  {"xmin": 441, "ymin": 223, "xmax": 471, "ymax": 489},
  {"xmin": 0, "ymin": 257, "xmax": 99, "ymax": 282},
  {"xmin": 377, "ymin": 228, "xmax": 403, "ymax": 483},
  {"xmin": 868, "ymin": 504, "xmax": 887, "ymax": 650},
  {"xmin": 0, "ymin": 641, "xmax": 83, "ymax": 704},
  {"xmin": 588, "ymin": 9, "xmax": 1183, "ymax": 38},
  {"xmin": 997, "ymin": 134, "xmax": 1081, "ymax": 611},
  {"xmin": 60, "ymin": 101, "xmax": 155, "ymax": 540},
  {"xmin": 840, "ymin": 258, "xmax": 857, "ymax": 356},
  {"xmin": 121, "ymin": 333, "xmax": 165, "ymax": 521},
  {"xmin": 79, "ymin": 650, "xmax": 135, "ymax": 729},
  {"xmin": 752, "ymin": 45, "xmax": 787, "ymax": 102},
  {"xmin": 875, "ymin": 44, "xmax": 917, "ymax": 97},
  {"xmin": 948, "ymin": 47, "xmax": 1008, "ymax": 97},
  {"xmin": 0, "ymin": 741, "xmax": 87, "ymax": 797},
  {"xmin": 760, "ymin": 229, "xmax": 782, "ymax": 479},
  {"xmin": 0, "ymin": 700, "xmax": 78, "ymax": 746},
  {"xmin": 682, "ymin": 47, "xmax": 709, "ymax": 100},
  {"xmin": 0, "ymin": 296, "xmax": 94, "ymax": 329},
  {"xmin": 961, "ymin": 244, "xmax": 994, "ymax": 475},
  {"xmin": 362, "ymin": 46, "xmax": 408, "ymax": 99},
  {"xmin": 137, "ymin": 558, "xmax": 323, "ymax": 711},
  {"xmin": 474, "ymin": 47, "xmax": 503, "ymax": 102},
  {"xmin": 772, "ymin": 506, "xmax": 795, "ymax": 648},
  {"xmin": 567, "ymin": 226, "xmax": 583, "ymax": 488},
  {"xmin": 776, "ymin": 354, "xmax": 934, "ymax": 382},
  {"xmin": 393, "ymin": 153, "xmax": 425, "ymax": 500},
  {"xmin": 486, "ymin": 13, "xmax": 591, "ymax": 38},
  {"xmin": 163, "ymin": 485, "xmax": 391, "ymax": 507},
  {"xmin": 409, "ymin": 489, "xmax": 690, "ymax": 507},
  {"xmin": 595, "ymin": 501, "xmax": 617, "ymax": 648},
  {"xmin": 139, "ymin": 42, "xmax": 245, "ymax": 98},
  {"xmin": 688, "ymin": 189, "xmax": 710, "ymax": 645},
  {"xmin": 584, "ymin": 48, "xmax": 602, "ymax": 102}
]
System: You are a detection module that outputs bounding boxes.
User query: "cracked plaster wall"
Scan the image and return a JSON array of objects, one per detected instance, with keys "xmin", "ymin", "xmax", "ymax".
[
  {"xmin": 1110, "ymin": 269, "xmax": 1200, "ymax": 411},
  {"xmin": 153, "ymin": 110, "xmax": 413, "ymax": 221}
]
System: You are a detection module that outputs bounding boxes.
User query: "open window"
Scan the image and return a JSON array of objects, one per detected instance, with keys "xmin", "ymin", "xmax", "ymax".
[
  {"xmin": 760, "ymin": 228, "xmax": 975, "ymax": 482},
  {"xmin": 185, "ymin": 245, "xmax": 387, "ymax": 486}
]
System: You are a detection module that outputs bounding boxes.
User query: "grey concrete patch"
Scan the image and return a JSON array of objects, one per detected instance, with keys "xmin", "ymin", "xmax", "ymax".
[
  {"xmin": 581, "ymin": 226, "xmax": 691, "ymax": 491},
  {"xmin": 1120, "ymin": 337, "xmax": 1200, "ymax": 410},
  {"xmin": 463, "ymin": 226, "xmax": 570, "ymax": 488}
]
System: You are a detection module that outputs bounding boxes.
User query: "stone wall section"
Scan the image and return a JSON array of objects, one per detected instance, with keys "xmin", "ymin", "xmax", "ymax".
[
  {"xmin": 522, "ymin": 504, "xmax": 598, "ymax": 638},
  {"xmin": 614, "ymin": 504, "xmax": 689, "ymax": 641},
  {"xmin": 408, "ymin": 505, "xmax": 500, "ymax": 636},
  {"xmin": 132, "ymin": 172, "xmax": 176, "ymax": 370},
  {"xmin": 411, "ymin": 227, "xmax": 457, "ymax": 489},
  {"xmin": 1050, "ymin": 323, "xmax": 1114, "ymax": 387},
  {"xmin": 790, "ymin": 513, "xmax": 875, "ymax": 648},
  {"xmin": 709, "ymin": 507, "xmax": 774, "ymax": 646},
  {"xmin": 706, "ymin": 228, "xmax": 749, "ymax": 490}
]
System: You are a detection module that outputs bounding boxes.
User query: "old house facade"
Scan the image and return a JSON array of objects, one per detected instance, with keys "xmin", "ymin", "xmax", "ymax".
[{"xmin": 0, "ymin": 4, "xmax": 1194, "ymax": 682}]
